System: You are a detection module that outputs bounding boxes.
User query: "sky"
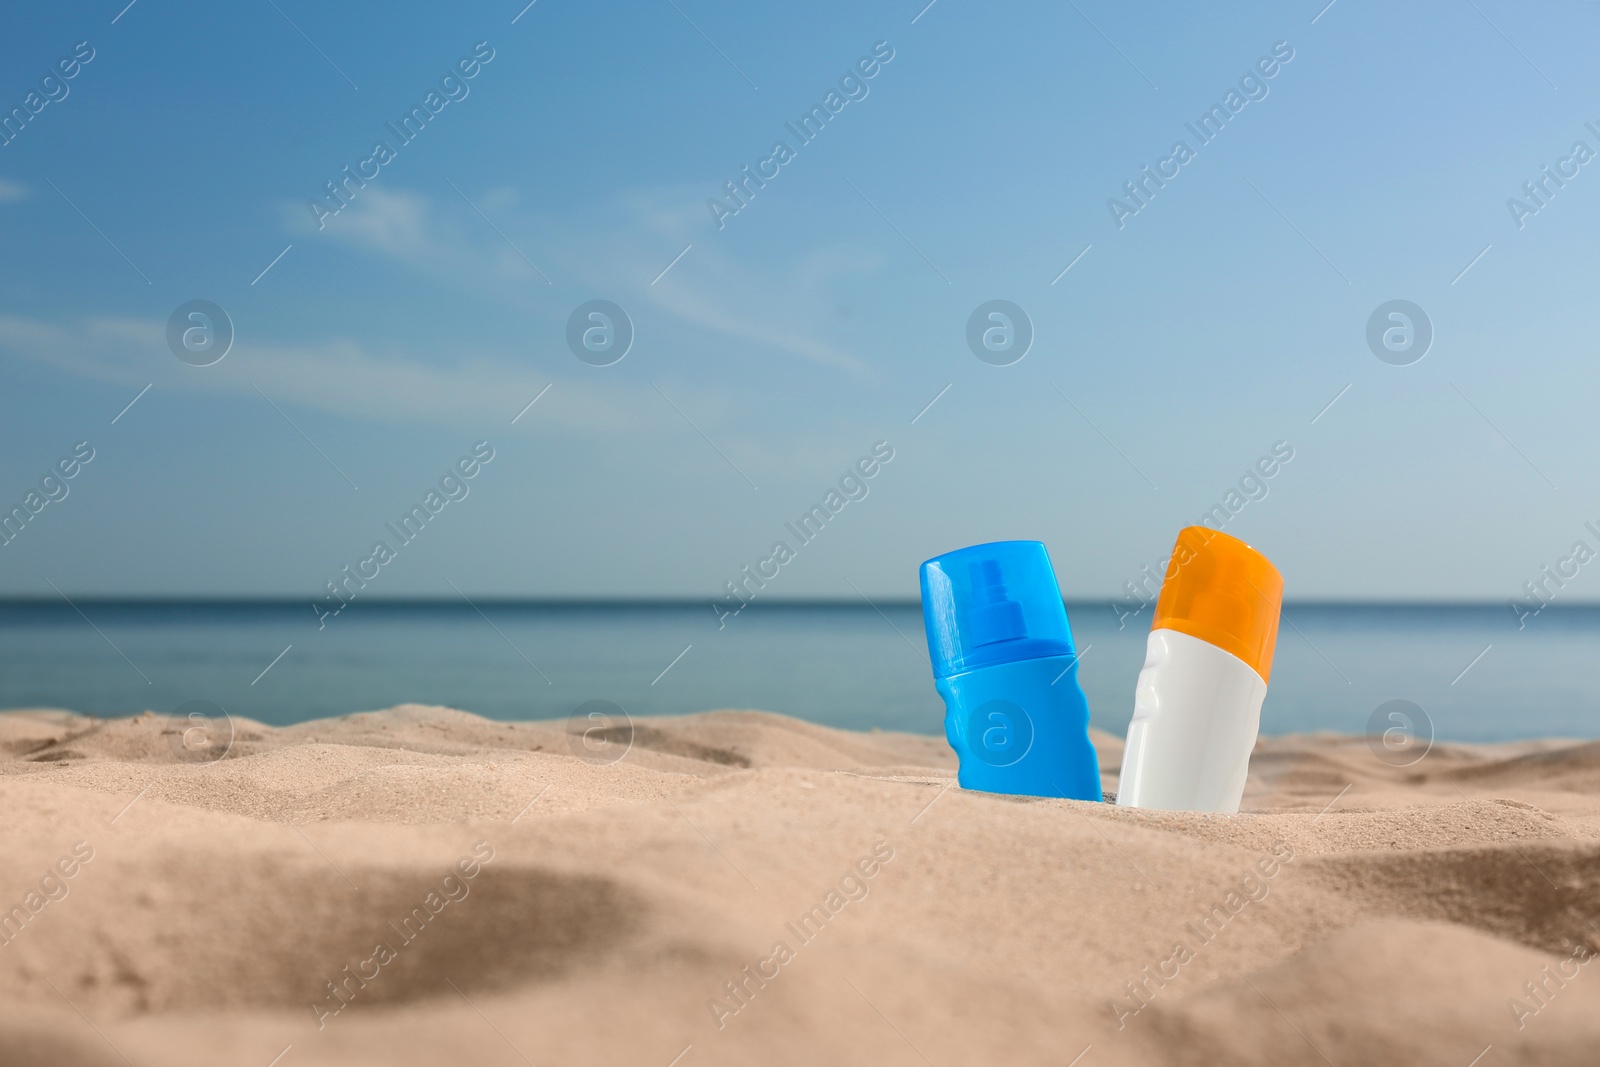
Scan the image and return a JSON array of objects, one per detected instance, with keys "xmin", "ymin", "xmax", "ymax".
[{"xmin": 2, "ymin": 0, "xmax": 1599, "ymax": 603}]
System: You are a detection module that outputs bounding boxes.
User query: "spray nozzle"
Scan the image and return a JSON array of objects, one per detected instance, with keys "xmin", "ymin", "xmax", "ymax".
[
  {"xmin": 919, "ymin": 541, "xmax": 1076, "ymax": 679},
  {"xmin": 965, "ymin": 559, "xmax": 1027, "ymax": 647}
]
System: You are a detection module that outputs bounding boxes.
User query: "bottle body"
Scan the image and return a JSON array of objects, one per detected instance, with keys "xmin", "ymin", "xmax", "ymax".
[
  {"xmin": 935, "ymin": 654, "xmax": 1102, "ymax": 799},
  {"xmin": 1116, "ymin": 628, "xmax": 1266, "ymax": 813}
]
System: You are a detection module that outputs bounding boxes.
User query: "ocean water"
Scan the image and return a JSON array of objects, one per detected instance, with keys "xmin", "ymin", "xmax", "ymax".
[{"xmin": 0, "ymin": 601, "xmax": 1594, "ymax": 742}]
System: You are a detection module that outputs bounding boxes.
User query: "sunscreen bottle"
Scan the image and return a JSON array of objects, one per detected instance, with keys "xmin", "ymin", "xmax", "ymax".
[
  {"xmin": 920, "ymin": 541, "xmax": 1101, "ymax": 799},
  {"xmin": 1116, "ymin": 527, "xmax": 1282, "ymax": 813}
]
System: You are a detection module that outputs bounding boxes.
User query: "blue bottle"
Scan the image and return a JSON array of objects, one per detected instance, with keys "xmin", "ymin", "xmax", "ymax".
[{"xmin": 919, "ymin": 541, "xmax": 1101, "ymax": 799}]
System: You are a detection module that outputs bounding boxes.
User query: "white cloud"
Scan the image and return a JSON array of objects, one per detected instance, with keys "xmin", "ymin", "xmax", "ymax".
[
  {"xmin": 0, "ymin": 181, "xmax": 899, "ymax": 485},
  {"xmin": 324, "ymin": 186, "xmax": 433, "ymax": 259},
  {"xmin": 289, "ymin": 183, "xmax": 881, "ymax": 374},
  {"xmin": 0, "ymin": 178, "xmax": 29, "ymax": 202},
  {"xmin": 0, "ymin": 312, "xmax": 641, "ymax": 439},
  {"xmin": 0, "ymin": 309, "xmax": 892, "ymax": 488}
]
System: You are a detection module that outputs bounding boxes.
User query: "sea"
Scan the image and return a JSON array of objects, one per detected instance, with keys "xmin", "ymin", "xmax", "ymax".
[{"xmin": 0, "ymin": 600, "xmax": 1594, "ymax": 743}]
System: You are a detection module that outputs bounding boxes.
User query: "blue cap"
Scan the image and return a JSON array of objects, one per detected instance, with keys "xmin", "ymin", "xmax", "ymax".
[{"xmin": 919, "ymin": 540, "xmax": 1077, "ymax": 680}]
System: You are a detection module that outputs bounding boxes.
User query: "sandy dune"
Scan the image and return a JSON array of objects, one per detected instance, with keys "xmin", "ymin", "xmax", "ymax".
[{"xmin": 2, "ymin": 705, "xmax": 1599, "ymax": 1066}]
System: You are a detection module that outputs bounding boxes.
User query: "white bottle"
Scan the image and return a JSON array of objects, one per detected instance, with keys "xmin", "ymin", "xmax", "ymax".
[{"xmin": 1116, "ymin": 527, "xmax": 1283, "ymax": 814}]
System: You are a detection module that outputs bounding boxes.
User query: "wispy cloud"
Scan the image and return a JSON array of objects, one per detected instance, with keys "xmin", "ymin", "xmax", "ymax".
[
  {"xmin": 0, "ymin": 309, "xmax": 885, "ymax": 491},
  {"xmin": 0, "ymin": 312, "xmax": 636, "ymax": 437},
  {"xmin": 320, "ymin": 186, "xmax": 435, "ymax": 259},
  {"xmin": 0, "ymin": 178, "xmax": 29, "ymax": 202},
  {"xmin": 294, "ymin": 184, "xmax": 879, "ymax": 374}
]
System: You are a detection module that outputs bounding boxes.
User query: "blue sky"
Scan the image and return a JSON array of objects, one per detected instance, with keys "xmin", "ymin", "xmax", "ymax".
[{"xmin": 2, "ymin": 0, "xmax": 1599, "ymax": 602}]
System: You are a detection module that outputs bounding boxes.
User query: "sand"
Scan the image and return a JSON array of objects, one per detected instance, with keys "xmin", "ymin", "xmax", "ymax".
[{"xmin": 3, "ymin": 705, "xmax": 1599, "ymax": 1066}]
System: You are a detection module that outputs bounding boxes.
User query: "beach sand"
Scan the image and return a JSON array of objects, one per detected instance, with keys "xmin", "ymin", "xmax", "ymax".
[{"xmin": 3, "ymin": 705, "xmax": 1599, "ymax": 1066}]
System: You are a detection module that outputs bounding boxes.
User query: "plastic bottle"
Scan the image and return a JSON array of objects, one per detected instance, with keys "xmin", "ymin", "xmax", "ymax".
[
  {"xmin": 920, "ymin": 540, "xmax": 1102, "ymax": 799},
  {"xmin": 1116, "ymin": 526, "xmax": 1283, "ymax": 813}
]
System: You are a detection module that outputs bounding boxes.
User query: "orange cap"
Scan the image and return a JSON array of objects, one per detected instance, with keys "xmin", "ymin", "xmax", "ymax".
[{"xmin": 1151, "ymin": 527, "xmax": 1283, "ymax": 683}]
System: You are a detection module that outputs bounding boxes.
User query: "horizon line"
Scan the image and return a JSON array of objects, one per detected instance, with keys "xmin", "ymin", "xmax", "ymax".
[{"xmin": 0, "ymin": 595, "xmax": 1550, "ymax": 609}]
